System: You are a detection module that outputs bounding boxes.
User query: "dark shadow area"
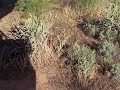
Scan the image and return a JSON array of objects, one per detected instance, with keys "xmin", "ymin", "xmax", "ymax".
[
  {"xmin": 0, "ymin": 0, "xmax": 17, "ymax": 19},
  {"xmin": 0, "ymin": 30, "xmax": 36, "ymax": 90}
]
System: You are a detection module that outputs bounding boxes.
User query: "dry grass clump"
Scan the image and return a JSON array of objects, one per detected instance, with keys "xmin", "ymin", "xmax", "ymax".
[{"xmin": 11, "ymin": 14, "xmax": 53, "ymax": 51}]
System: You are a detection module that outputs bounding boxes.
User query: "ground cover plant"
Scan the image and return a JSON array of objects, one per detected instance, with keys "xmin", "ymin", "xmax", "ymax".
[
  {"xmin": 111, "ymin": 63, "xmax": 120, "ymax": 81},
  {"xmin": 67, "ymin": 44, "xmax": 96, "ymax": 78}
]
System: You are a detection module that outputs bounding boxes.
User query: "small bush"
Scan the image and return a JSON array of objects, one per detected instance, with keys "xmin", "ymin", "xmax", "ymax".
[
  {"xmin": 79, "ymin": 1, "xmax": 120, "ymax": 46},
  {"xmin": 99, "ymin": 25, "xmax": 118, "ymax": 42},
  {"xmin": 67, "ymin": 44, "xmax": 96, "ymax": 78},
  {"xmin": 80, "ymin": 18, "xmax": 120, "ymax": 45},
  {"xmin": 99, "ymin": 1, "xmax": 120, "ymax": 42},
  {"xmin": 106, "ymin": 1, "xmax": 120, "ymax": 26},
  {"xmin": 85, "ymin": 23, "xmax": 99, "ymax": 38},
  {"xmin": 100, "ymin": 41, "xmax": 116, "ymax": 58},
  {"xmin": 111, "ymin": 63, "xmax": 120, "ymax": 80}
]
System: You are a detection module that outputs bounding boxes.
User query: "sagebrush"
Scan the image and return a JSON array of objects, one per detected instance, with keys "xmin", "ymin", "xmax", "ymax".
[
  {"xmin": 67, "ymin": 44, "xmax": 96, "ymax": 78},
  {"xmin": 111, "ymin": 63, "xmax": 120, "ymax": 81}
]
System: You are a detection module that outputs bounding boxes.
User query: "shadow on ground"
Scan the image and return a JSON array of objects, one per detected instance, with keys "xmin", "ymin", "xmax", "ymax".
[
  {"xmin": 0, "ymin": 0, "xmax": 17, "ymax": 19},
  {"xmin": 0, "ymin": 30, "xmax": 36, "ymax": 90}
]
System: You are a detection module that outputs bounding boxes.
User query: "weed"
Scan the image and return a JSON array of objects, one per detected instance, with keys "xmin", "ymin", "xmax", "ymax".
[
  {"xmin": 111, "ymin": 63, "xmax": 120, "ymax": 80},
  {"xmin": 100, "ymin": 41, "xmax": 116, "ymax": 59},
  {"xmin": 56, "ymin": 34, "xmax": 70, "ymax": 57},
  {"xmin": 99, "ymin": 1, "xmax": 120, "ymax": 42},
  {"xmin": 67, "ymin": 44, "xmax": 96, "ymax": 78},
  {"xmin": 106, "ymin": 1, "xmax": 120, "ymax": 25},
  {"xmin": 99, "ymin": 24, "xmax": 118, "ymax": 42},
  {"xmin": 86, "ymin": 23, "xmax": 99, "ymax": 38}
]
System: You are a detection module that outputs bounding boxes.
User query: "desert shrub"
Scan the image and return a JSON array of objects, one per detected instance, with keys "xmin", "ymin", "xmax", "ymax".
[
  {"xmin": 99, "ymin": 41, "xmax": 116, "ymax": 58},
  {"xmin": 75, "ymin": 0, "xmax": 97, "ymax": 6},
  {"xmin": 16, "ymin": 0, "xmax": 53, "ymax": 15},
  {"xmin": 79, "ymin": 1, "xmax": 120, "ymax": 45},
  {"xmin": 67, "ymin": 44, "xmax": 96, "ymax": 78},
  {"xmin": 11, "ymin": 14, "xmax": 53, "ymax": 52},
  {"xmin": 111, "ymin": 63, "xmax": 120, "ymax": 80},
  {"xmin": 83, "ymin": 24, "xmax": 96, "ymax": 37},
  {"xmin": 99, "ymin": 25, "xmax": 118, "ymax": 42},
  {"xmin": 106, "ymin": 0, "xmax": 120, "ymax": 26},
  {"xmin": 99, "ymin": 1, "xmax": 120, "ymax": 43},
  {"xmin": 100, "ymin": 0, "xmax": 120, "ymax": 42},
  {"xmin": 80, "ymin": 18, "xmax": 119, "ymax": 41}
]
